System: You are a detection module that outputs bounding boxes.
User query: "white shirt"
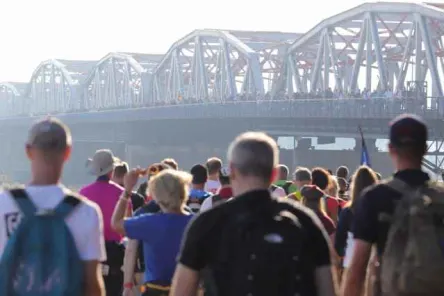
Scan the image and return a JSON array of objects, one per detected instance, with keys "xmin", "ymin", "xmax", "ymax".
[
  {"xmin": 271, "ymin": 186, "xmax": 287, "ymax": 198},
  {"xmin": 343, "ymin": 232, "xmax": 355, "ymax": 268},
  {"xmin": 200, "ymin": 197, "xmax": 213, "ymax": 212},
  {"xmin": 205, "ymin": 180, "xmax": 221, "ymax": 194},
  {"xmin": 0, "ymin": 184, "xmax": 106, "ymax": 261}
]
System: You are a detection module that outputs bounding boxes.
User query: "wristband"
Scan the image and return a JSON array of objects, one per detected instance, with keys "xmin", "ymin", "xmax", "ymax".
[
  {"xmin": 124, "ymin": 282, "xmax": 134, "ymax": 289},
  {"xmin": 121, "ymin": 191, "xmax": 132, "ymax": 200}
]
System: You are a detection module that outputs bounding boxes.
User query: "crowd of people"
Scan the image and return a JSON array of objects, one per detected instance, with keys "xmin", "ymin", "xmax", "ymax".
[{"xmin": 0, "ymin": 112, "xmax": 443, "ymax": 296}]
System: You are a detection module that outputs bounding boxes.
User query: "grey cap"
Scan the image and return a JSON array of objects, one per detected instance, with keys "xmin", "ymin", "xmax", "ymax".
[
  {"xmin": 27, "ymin": 117, "xmax": 72, "ymax": 151},
  {"xmin": 86, "ymin": 149, "xmax": 119, "ymax": 176}
]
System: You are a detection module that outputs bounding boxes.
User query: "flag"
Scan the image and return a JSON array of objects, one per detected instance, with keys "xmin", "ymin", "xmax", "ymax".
[{"xmin": 359, "ymin": 126, "xmax": 371, "ymax": 167}]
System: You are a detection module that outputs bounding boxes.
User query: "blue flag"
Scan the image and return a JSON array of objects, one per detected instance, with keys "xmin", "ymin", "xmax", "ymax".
[{"xmin": 359, "ymin": 126, "xmax": 371, "ymax": 167}]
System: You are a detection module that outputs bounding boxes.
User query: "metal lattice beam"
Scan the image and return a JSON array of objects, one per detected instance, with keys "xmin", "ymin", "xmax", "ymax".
[
  {"xmin": 277, "ymin": 2, "xmax": 444, "ymax": 97},
  {"xmin": 28, "ymin": 59, "xmax": 95, "ymax": 115},
  {"xmin": 0, "ymin": 82, "xmax": 25, "ymax": 117},
  {"xmin": 83, "ymin": 52, "xmax": 163, "ymax": 110},
  {"xmin": 150, "ymin": 29, "xmax": 272, "ymax": 104}
]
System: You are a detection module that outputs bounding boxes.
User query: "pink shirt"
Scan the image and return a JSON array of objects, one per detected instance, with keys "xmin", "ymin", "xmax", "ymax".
[{"xmin": 80, "ymin": 180, "xmax": 124, "ymax": 242}]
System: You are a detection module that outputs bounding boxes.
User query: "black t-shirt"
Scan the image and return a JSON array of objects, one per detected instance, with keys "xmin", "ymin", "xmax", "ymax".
[
  {"xmin": 130, "ymin": 192, "xmax": 145, "ymax": 212},
  {"xmin": 178, "ymin": 189, "xmax": 331, "ymax": 296},
  {"xmin": 353, "ymin": 169, "xmax": 430, "ymax": 256},
  {"xmin": 335, "ymin": 206, "xmax": 353, "ymax": 257}
]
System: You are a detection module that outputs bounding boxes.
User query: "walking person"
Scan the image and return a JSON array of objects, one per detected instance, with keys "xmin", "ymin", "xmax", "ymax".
[{"xmin": 171, "ymin": 132, "xmax": 336, "ymax": 296}]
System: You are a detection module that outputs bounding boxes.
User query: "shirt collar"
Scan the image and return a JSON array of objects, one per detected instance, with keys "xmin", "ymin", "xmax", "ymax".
[{"xmin": 394, "ymin": 169, "xmax": 429, "ymax": 186}]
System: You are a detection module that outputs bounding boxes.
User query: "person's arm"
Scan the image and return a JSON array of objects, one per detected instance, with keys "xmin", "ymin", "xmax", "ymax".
[
  {"xmin": 84, "ymin": 261, "xmax": 105, "ymax": 296},
  {"xmin": 79, "ymin": 204, "xmax": 107, "ymax": 296},
  {"xmin": 170, "ymin": 264, "xmax": 200, "ymax": 296},
  {"xmin": 111, "ymin": 168, "xmax": 143, "ymax": 235},
  {"xmin": 171, "ymin": 215, "xmax": 209, "ymax": 296},
  {"xmin": 341, "ymin": 189, "xmax": 378, "ymax": 296},
  {"xmin": 122, "ymin": 239, "xmax": 139, "ymax": 293},
  {"xmin": 341, "ymin": 240, "xmax": 372, "ymax": 296},
  {"xmin": 111, "ymin": 193, "xmax": 131, "ymax": 235},
  {"xmin": 306, "ymin": 212, "xmax": 337, "ymax": 296}
]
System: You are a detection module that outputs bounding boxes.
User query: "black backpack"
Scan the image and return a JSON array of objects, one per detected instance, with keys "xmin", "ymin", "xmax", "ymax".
[
  {"xmin": 281, "ymin": 181, "xmax": 293, "ymax": 195},
  {"xmin": 205, "ymin": 198, "xmax": 313, "ymax": 296}
]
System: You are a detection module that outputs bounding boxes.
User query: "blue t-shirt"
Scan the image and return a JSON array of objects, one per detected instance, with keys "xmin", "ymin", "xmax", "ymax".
[
  {"xmin": 188, "ymin": 189, "xmax": 211, "ymax": 213},
  {"xmin": 124, "ymin": 213, "xmax": 193, "ymax": 284},
  {"xmin": 135, "ymin": 200, "xmax": 192, "ymax": 216}
]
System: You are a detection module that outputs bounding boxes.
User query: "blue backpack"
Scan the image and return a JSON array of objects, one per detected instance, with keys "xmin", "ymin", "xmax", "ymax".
[{"xmin": 0, "ymin": 188, "xmax": 84, "ymax": 296}]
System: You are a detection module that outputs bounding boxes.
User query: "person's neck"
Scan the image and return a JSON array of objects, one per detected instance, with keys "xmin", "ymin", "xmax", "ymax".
[
  {"xmin": 111, "ymin": 178, "xmax": 123, "ymax": 186},
  {"xmin": 161, "ymin": 207, "xmax": 188, "ymax": 215},
  {"xmin": 30, "ymin": 165, "xmax": 61, "ymax": 186},
  {"xmin": 208, "ymin": 174, "xmax": 219, "ymax": 181},
  {"xmin": 396, "ymin": 161, "xmax": 422, "ymax": 172},
  {"xmin": 192, "ymin": 184, "xmax": 205, "ymax": 190},
  {"xmin": 232, "ymin": 179, "xmax": 269, "ymax": 197}
]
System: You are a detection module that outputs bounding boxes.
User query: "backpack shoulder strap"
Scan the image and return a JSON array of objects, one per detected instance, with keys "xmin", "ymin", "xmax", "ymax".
[
  {"xmin": 54, "ymin": 193, "xmax": 82, "ymax": 219},
  {"xmin": 384, "ymin": 178, "xmax": 413, "ymax": 196},
  {"xmin": 9, "ymin": 187, "xmax": 37, "ymax": 218},
  {"xmin": 212, "ymin": 194, "xmax": 222, "ymax": 203},
  {"xmin": 282, "ymin": 182, "xmax": 292, "ymax": 194},
  {"xmin": 270, "ymin": 184, "xmax": 278, "ymax": 192}
]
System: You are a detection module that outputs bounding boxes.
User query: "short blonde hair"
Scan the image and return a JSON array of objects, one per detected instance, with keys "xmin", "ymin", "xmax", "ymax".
[
  {"xmin": 148, "ymin": 169, "xmax": 192, "ymax": 210},
  {"xmin": 327, "ymin": 176, "xmax": 339, "ymax": 197}
]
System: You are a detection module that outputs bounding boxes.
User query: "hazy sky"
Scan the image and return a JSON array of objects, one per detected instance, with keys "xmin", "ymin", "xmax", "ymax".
[{"xmin": 0, "ymin": 0, "xmax": 436, "ymax": 82}]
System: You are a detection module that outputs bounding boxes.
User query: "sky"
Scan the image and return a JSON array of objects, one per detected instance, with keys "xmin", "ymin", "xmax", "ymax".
[
  {"xmin": 1, "ymin": 0, "xmax": 441, "ymax": 83},
  {"xmin": 0, "ymin": 0, "xmax": 413, "ymax": 82}
]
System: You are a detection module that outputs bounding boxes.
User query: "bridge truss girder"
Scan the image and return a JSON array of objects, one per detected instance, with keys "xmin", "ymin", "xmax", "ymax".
[
  {"xmin": 83, "ymin": 53, "xmax": 148, "ymax": 110},
  {"xmin": 28, "ymin": 60, "xmax": 78, "ymax": 115},
  {"xmin": 150, "ymin": 30, "xmax": 265, "ymax": 104},
  {"xmin": 278, "ymin": 3, "xmax": 444, "ymax": 97},
  {"xmin": 0, "ymin": 82, "xmax": 22, "ymax": 116}
]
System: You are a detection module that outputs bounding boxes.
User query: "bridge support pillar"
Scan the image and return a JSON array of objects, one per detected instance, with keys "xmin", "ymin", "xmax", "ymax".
[{"xmin": 354, "ymin": 138, "xmax": 378, "ymax": 152}]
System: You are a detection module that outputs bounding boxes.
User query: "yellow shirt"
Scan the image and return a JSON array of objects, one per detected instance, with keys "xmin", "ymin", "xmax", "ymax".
[{"xmin": 287, "ymin": 191, "xmax": 302, "ymax": 201}]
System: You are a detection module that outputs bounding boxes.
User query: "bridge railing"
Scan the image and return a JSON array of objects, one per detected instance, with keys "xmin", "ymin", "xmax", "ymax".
[
  {"xmin": 0, "ymin": 96, "xmax": 441, "ymax": 120},
  {"xmin": 123, "ymin": 97, "xmax": 442, "ymax": 120}
]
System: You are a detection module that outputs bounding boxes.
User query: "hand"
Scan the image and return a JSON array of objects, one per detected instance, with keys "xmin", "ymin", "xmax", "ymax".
[
  {"xmin": 122, "ymin": 287, "xmax": 134, "ymax": 296},
  {"xmin": 123, "ymin": 167, "xmax": 147, "ymax": 193}
]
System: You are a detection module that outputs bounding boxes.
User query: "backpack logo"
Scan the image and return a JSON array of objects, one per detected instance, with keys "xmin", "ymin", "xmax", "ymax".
[
  {"xmin": 13, "ymin": 263, "xmax": 61, "ymax": 293},
  {"xmin": 4, "ymin": 212, "xmax": 21, "ymax": 238},
  {"xmin": 263, "ymin": 233, "xmax": 284, "ymax": 244}
]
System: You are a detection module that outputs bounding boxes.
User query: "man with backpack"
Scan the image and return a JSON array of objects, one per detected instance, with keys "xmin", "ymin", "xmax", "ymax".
[
  {"xmin": 171, "ymin": 132, "xmax": 336, "ymax": 296},
  {"xmin": 0, "ymin": 117, "xmax": 106, "ymax": 296},
  {"xmin": 342, "ymin": 114, "xmax": 444, "ymax": 296}
]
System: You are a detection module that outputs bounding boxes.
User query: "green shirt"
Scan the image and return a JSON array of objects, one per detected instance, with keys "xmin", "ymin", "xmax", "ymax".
[{"xmin": 274, "ymin": 180, "xmax": 298, "ymax": 195}]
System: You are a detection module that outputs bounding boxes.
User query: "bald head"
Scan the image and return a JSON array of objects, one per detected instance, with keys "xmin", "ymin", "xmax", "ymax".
[
  {"xmin": 228, "ymin": 132, "xmax": 278, "ymax": 182},
  {"xmin": 277, "ymin": 164, "xmax": 289, "ymax": 180}
]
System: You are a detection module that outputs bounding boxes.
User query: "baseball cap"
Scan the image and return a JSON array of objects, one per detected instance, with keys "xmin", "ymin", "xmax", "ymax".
[
  {"xmin": 220, "ymin": 166, "xmax": 231, "ymax": 178},
  {"xmin": 86, "ymin": 149, "xmax": 120, "ymax": 176},
  {"xmin": 27, "ymin": 117, "xmax": 71, "ymax": 151},
  {"xmin": 389, "ymin": 114, "xmax": 427, "ymax": 147}
]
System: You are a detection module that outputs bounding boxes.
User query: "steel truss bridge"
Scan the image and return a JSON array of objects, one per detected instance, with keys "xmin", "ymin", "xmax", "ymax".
[{"xmin": 0, "ymin": 2, "xmax": 443, "ymax": 117}]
